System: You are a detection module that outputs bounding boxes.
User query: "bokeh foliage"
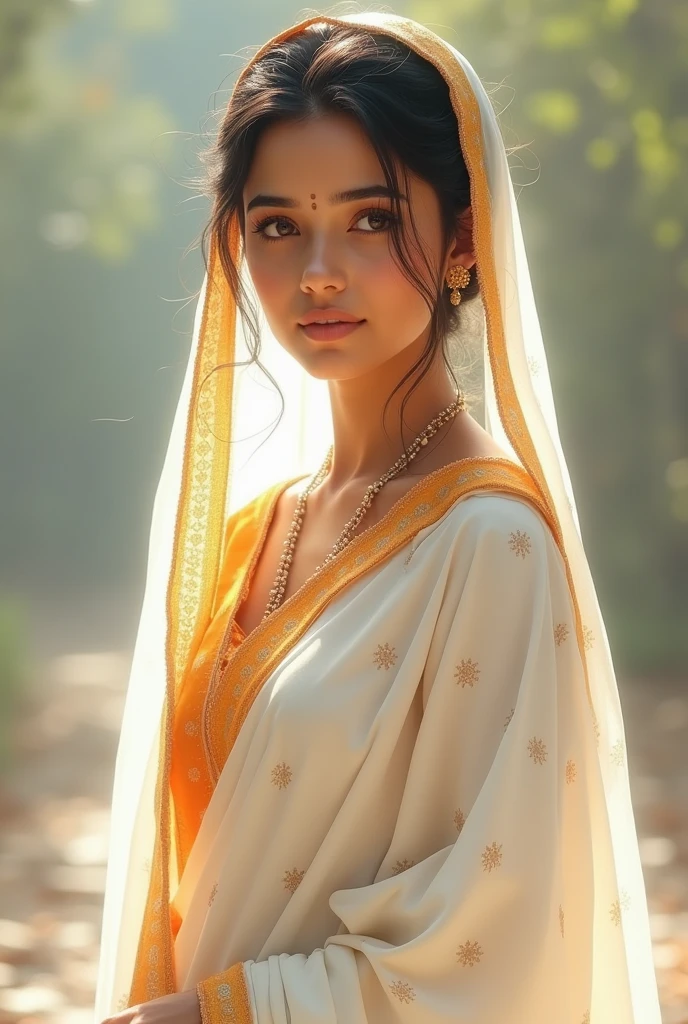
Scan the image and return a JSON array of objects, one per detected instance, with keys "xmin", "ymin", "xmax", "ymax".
[
  {"xmin": 1, "ymin": 0, "xmax": 686, "ymax": 673},
  {"xmin": 408, "ymin": 0, "xmax": 688, "ymax": 671},
  {"xmin": 1, "ymin": 0, "xmax": 174, "ymax": 263}
]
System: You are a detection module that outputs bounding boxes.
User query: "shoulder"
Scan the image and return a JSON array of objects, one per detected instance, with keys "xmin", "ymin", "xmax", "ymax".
[
  {"xmin": 439, "ymin": 490, "xmax": 558, "ymax": 577},
  {"xmin": 448, "ymin": 490, "xmax": 553, "ymax": 543}
]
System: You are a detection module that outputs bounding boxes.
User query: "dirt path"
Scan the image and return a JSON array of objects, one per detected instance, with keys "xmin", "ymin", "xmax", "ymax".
[{"xmin": 0, "ymin": 644, "xmax": 685, "ymax": 1023}]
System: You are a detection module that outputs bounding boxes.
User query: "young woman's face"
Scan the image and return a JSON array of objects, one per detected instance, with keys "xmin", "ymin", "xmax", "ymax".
[{"xmin": 242, "ymin": 112, "xmax": 453, "ymax": 381}]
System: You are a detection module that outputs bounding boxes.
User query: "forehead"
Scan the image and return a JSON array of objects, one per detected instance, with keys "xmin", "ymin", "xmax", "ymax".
[{"xmin": 245, "ymin": 113, "xmax": 382, "ymax": 190}]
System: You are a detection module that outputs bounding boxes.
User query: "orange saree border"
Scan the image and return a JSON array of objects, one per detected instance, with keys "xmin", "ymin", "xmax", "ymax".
[
  {"xmin": 126, "ymin": 226, "xmax": 241, "ymax": 1006},
  {"xmin": 197, "ymin": 962, "xmax": 253, "ymax": 1024},
  {"xmin": 204, "ymin": 458, "xmax": 549, "ymax": 784},
  {"xmin": 170, "ymin": 478, "xmax": 301, "ymax": 887}
]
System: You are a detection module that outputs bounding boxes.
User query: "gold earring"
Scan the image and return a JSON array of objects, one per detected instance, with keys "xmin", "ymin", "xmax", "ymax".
[{"xmin": 445, "ymin": 265, "xmax": 471, "ymax": 306}]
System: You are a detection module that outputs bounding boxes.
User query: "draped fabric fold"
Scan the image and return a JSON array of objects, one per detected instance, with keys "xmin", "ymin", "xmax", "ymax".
[
  {"xmin": 93, "ymin": 11, "xmax": 661, "ymax": 1024},
  {"xmin": 189, "ymin": 494, "xmax": 653, "ymax": 1024}
]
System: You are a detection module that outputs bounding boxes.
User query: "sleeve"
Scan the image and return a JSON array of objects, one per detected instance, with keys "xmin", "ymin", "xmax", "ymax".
[{"xmin": 195, "ymin": 499, "xmax": 618, "ymax": 1024}]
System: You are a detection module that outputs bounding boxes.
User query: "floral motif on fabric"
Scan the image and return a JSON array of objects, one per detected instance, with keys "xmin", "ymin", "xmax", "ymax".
[
  {"xmin": 481, "ymin": 841, "xmax": 503, "ymax": 872},
  {"xmin": 454, "ymin": 658, "xmax": 480, "ymax": 688},
  {"xmin": 373, "ymin": 643, "xmax": 398, "ymax": 670},
  {"xmin": 610, "ymin": 739, "xmax": 625, "ymax": 767},
  {"xmin": 391, "ymin": 858, "xmax": 416, "ymax": 875},
  {"xmin": 554, "ymin": 622, "xmax": 570, "ymax": 646},
  {"xmin": 390, "ymin": 980, "xmax": 416, "ymax": 1003},
  {"xmin": 456, "ymin": 939, "xmax": 483, "ymax": 966},
  {"xmin": 271, "ymin": 762, "xmax": 293, "ymax": 789},
  {"xmin": 508, "ymin": 529, "xmax": 532, "ymax": 558},
  {"xmin": 283, "ymin": 867, "xmax": 305, "ymax": 894},
  {"xmin": 527, "ymin": 737, "xmax": 548, "ymax": 764},
  {"xmin": 610, "ymin": 889, "xmax": 631, "ymax": 926}
]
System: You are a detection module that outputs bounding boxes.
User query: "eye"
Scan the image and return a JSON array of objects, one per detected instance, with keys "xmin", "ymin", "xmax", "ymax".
[
  {"xmin": 353, "ymin": 207, "xmax": 395, "ymax": 232},
  {"xmin": 251, "ymin": 215, "xmax": 296, "ymax": 242}
]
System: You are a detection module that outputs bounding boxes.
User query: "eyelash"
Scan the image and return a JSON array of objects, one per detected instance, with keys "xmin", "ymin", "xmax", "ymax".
[{"xmin": 250, "ymin": 206, "xmax": 397, "ymax": 243}]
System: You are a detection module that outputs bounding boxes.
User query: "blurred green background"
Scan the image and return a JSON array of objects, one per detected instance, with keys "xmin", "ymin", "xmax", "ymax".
[
  {"xmin": 0, "ymin": 2, "xmax": 687, "ymax": 1021},
  {"xmin": 1, "ymin": 0, "xmax": 687, "ymax": 691}
]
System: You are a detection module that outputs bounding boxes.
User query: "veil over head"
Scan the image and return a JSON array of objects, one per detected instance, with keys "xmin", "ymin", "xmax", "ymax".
[{"xmin": 94, "ymin": 10, "xmax": 660, "ymax": 1022}]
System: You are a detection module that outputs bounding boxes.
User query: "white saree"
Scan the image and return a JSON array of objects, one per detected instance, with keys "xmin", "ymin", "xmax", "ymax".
[
  {"xmin": 177, "ymin": 480, "xmax": 649, "ymax": 1024},
  {"xmin": 93, "ymin": 10, "xmax": 662, "ymax": 1024}
]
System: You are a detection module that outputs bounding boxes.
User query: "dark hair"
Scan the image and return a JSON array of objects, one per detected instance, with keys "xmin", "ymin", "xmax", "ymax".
[{"xmin": 198, "ymin": 20, "xmax": 485, "ymax": 456}]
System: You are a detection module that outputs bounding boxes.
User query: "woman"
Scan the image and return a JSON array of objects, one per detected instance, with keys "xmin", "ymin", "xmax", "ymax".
[{"xmin": 94, "ymin": 10, "xmax": 662, "ymax": 1024}]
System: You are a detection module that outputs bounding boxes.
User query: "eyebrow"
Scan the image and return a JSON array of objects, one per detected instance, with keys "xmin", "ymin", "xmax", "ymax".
[{"xmin": 245, "ymin": 184, "xmax": 408, "ymax": 213}]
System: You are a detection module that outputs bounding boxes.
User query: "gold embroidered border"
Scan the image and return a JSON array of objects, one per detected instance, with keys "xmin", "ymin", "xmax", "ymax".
[
  {"xmin": 127, "ymin": 228, "xmax": 241, "ymax": 1005},
  {"xmin": 197, "ymin": 962, "xmax": 253, "ymax": 1024},
  {"xmin": 205, "ymin": 459, "xmax": 548, "ymax": 782}
]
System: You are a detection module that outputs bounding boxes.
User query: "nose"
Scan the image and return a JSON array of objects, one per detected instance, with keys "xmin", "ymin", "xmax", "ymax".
[{"xmin": 299, "ymin": 238, "xmax": 347, "ymax": 294}]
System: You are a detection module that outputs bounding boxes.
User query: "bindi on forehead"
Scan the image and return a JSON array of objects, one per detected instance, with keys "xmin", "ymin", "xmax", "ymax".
[{"xmin": 245, "ymin": 184, "xmax": 407, "ymax": 213}]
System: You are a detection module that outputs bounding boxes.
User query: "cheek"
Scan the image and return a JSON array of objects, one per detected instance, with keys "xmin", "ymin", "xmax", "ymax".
[
  {"xmin": 245, "ymin": 251, "xmax": 290, "ymax": 307},
  {"xmin": 365, "ymin": 248, "xmax": 432, "ymax": 337}
]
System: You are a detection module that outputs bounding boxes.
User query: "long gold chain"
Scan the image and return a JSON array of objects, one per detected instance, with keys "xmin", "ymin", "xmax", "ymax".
[{"xmin": 262, "ymin": 389, "xmax": 467, "ymax": 620}]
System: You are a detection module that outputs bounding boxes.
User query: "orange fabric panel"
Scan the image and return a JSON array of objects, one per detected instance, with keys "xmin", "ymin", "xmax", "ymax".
[
  {"xmin": 169, "ymin": 500, "xmax": 261, "ymax": 893},
  {"xmin": 168, "ymin": 483, "xmax": 284, "ymax": 935}
]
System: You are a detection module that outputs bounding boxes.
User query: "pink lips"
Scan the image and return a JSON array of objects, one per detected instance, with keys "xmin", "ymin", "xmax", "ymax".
[{"xmin": 298, "ymin": 308, "xmax": 365, "ymax": 342}]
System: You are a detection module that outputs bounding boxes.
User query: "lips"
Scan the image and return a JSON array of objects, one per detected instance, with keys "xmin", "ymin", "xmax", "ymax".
[
  {"xmin": 298, "ymin": 308, "xmax": 363, "ymax": 326},
  {"xmin": 299, "ymin": 319, "xmax": 365, "ymax": 342}
]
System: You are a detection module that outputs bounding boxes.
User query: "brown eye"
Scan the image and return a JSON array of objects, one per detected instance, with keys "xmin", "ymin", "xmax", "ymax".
[
  {"xmin": 354, "ymin": 208, "xmax": 395, "ymax": 232},
  {"xmin": 251, "ymin": 215, "xmax": 297, "ymax": 241}
]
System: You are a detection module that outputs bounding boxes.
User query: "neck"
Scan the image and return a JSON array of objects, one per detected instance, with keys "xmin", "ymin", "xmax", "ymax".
[{"xmin": 324, "ymin": 335, "xmax": 463, "ymax": 489}]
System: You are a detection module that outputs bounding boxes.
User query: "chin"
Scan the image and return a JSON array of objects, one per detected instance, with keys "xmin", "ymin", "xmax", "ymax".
[{"xmin": 300, "ymin": 355, "xmax": 366, "ymax": 381}]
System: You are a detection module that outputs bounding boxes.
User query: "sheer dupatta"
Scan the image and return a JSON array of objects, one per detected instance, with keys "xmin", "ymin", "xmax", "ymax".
[{"xmin": 93, "ymin": 11, "xmax": 661, "ymax": 1024}]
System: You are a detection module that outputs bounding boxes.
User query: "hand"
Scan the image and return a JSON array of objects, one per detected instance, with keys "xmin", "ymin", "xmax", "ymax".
[{"xmin": 100, "ymin": 988, "xmax": 202, "ymax": 1024}]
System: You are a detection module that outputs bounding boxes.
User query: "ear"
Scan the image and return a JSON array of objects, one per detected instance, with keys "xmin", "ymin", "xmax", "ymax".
[{"xmin": 444, "ymin": 205, "xmax": 476, "ymax": 276}]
